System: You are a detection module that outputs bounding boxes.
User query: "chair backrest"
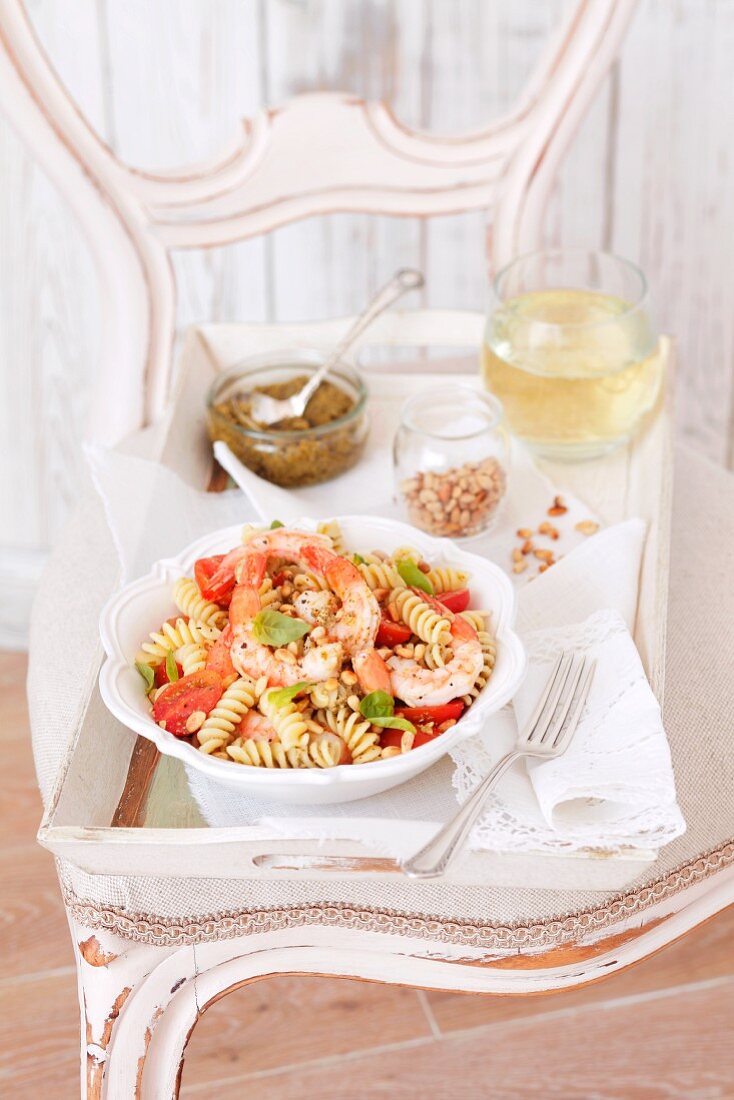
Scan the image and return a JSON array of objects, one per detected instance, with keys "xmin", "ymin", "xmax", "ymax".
[{"xmin": 0, "ymin": 0, "xmax": 637, "ymax": 443}]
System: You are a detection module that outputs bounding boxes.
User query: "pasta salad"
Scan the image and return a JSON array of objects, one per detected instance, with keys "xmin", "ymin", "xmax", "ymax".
[{"xmin": 134, "ymin": 521, "xmax": 496, "ymax": 768}]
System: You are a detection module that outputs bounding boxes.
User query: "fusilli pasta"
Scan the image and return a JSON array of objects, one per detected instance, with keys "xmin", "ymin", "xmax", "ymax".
[
  {"xmin": 358, "ymin": 559, "xmax": 403, "ymax": 591},
  {"xmin": 462, "ymin": 630, "xmax": 497, "ymax": 704},
  {"xmin": 258, "ymin": 577, "xmax": 282, "ymax": 608},
  {"xmin": 423, "ymin": 642, "xmax": 452, "ymax": 669},
  {"xmin": 259, "ymin": 689, "xmax": 309, "ymax": 750},
  {"xmin": 308, "ymin": 677, "xmax": 347, "ymax": 710},
  {"xmin": 198, "ymin": 735, "xmax": 229, "ymax": 755},
  {"xmin": 307, "ymin": 733, "xmax": 344, "ymax": 768},
  {"xmin": 197, "ymin": 677, "xmax": 257, "ymax": 746},
  {"xmin": 317, "ymin": 707, "xmax": 381, "ymax": 763},
  {"xmin": 227, "ymin": 738, "xmax": 305, "ymax": 767},
  {"xmin": 391, "ymin": 545, "xmax": 423, "ymax": 564},
  {"xmin": 389, "ymin": 588, "xmax": 452, "ymax": 646},
  {"xmin": 425, "ymin": 566, "xmax": 469, "ymax": 593},
  {"xmin": 317, "ymin": 519, "xmax": 347, "ymax": 554},
  {"xmin": 459, "ymin": 609, "xmax": 491, "ymax": 633},
  {"xmin": 176, "ymin": 643, "xmax": 208, "ymax": 676},
  {"xmin": 173, "ymin": 577, "xmax": 228, "ymax": 628},
  {"xmin": 387, "ymin": 641, "xmax": 450, "ymax": 669},
  {"xmin": 137, "ymin": 616, "xmax": 220, "ymax": 663}
]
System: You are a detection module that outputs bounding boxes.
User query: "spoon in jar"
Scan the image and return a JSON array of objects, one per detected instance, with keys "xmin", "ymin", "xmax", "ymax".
[{"xmin": 247, "ymin": 268, "xmax": 425, "ymax": 427}]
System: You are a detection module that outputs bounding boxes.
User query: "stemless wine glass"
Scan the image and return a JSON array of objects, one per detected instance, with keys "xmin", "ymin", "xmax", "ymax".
[
  {"xmin": 482, "ymin": 249, "xmax": 661, "ymax": 460},
  {"xmin": 394, "ymin": 385, "xmax": 509, "ymax": 539}
]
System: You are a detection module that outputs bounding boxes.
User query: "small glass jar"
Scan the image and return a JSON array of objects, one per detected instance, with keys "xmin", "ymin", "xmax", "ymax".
[
  {"xmin": 206, "ymin": 350, "xmax": 370, "ymax": 488},
  {"xmin": 394, "ymin": 385, "xmax": 509, "ymax": 539}
]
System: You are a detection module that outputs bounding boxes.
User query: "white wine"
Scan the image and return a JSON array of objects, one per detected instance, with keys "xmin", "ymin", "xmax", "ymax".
[{"xmin": 482, "ymin": 287, "xmax": 661, "ymax": 459}]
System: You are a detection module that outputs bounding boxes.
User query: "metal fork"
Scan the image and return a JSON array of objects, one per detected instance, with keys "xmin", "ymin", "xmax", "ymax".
[{"xmin": 401, "ymin": 653, "xmax": 597, "ymax": 879}]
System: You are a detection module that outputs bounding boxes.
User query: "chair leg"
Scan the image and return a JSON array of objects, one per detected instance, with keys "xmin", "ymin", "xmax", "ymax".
[{"xmin": 71, "ymin": 914, "xmax": 198, "ymax": 1099}]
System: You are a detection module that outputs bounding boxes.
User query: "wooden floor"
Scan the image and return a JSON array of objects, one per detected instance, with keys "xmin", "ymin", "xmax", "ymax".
[{"xmin": 4, "ymin": 651, "xmax": 733, "ymax": 1099}]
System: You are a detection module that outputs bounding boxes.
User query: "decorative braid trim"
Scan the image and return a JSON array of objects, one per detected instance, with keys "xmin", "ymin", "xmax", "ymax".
[{"xmin": 61, "ymin": 841, "xmax": 734, "ymax": 951}]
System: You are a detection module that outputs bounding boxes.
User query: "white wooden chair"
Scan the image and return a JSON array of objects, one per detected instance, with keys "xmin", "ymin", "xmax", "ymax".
[
  {"xmin": 8, "ymin": 1, "xmax": 734, "ymax": 1096},
  {"xmin": 0, "ymin": 0, "xmax": 636, "ymax": 443}
]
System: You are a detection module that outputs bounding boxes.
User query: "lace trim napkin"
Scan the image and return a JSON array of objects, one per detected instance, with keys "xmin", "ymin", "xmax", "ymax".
[
  {"xmin": 88, "ymin": 442, "xmax": 685, "ymax": 855},
  {"xmin": 452, "ymin": 608, "xmax": 684, "ymax": 853}
]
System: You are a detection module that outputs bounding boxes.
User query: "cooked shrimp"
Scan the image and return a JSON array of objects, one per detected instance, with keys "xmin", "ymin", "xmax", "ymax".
[
  {"xmin": 208, "ymin": 528, "xmax": 333, "ymax": 593},
  {"xmin": 238, "ymin": 709, "xmax": 278, "ymax": 742},
  {"xmin": 225, "ymin": 529, "xmax": 389, "ymax": 692},
  {"xmin": 229, "ymin": 551, "xmax": 343, "ymax": 686},
  {"xmin": 300, "ymin": 544, "xmax": 393, "ymax": 692},
  {"xmin": 353, "ymin": 647, "xmax": 393, "ymax": 694},
  {"xmin": 227, "ymin": 530, "xmax": 380, "ymax": 656},
  {"xmin": 292, "ymin": 589, "xmax": 338, "ymax": 627},
  {"xmin": 299, "ymin": 544, "xmax": 381, "ymax": 656},
  {"xmin": 387, "ymin": 602, "xmax": 483, "ymax": 706},
  {"xmin": 232, "ymin": 630, "xmax": 344, "ymax": 687}
]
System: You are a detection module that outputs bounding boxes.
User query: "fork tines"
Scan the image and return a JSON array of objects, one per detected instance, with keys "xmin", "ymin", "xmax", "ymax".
[{"xmin": 524, "ymin": 652, "xmax": 596, "ymax": 751}]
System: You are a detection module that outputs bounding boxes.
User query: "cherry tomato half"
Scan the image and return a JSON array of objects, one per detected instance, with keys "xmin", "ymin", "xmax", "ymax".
[
  {"xmin": 437, "ymin": 588, "xmax": 470, "ymax": 614},
  {"xmin": 375, "ymin": 616, "xmax": 412, "ymax": 647},
  {"xmin": 152, "ymin": 670, "xmax": 223, "ymax": 738},
  {"xmin": 380, "ymin": 726, "xmax": 437, "ymax": 750},
  {"xmin": 194, "ymin": 554, "xmax": 233, "ymax": 605},
  {"xmin": 154, "ymin": 659, "xmax": 183, "ymax": 688},
  {"xmin": 394, "ymin": 701, "xmax": 465, "ymax": 725}
]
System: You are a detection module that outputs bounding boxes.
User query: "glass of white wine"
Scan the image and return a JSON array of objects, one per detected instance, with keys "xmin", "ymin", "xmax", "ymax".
[{"xmin": 482, "ymin": 249, "xmax": 661, "ymax": 460}]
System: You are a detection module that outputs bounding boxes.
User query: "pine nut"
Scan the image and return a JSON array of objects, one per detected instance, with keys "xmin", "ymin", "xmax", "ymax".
[
  {"xmin": 548, "ymin": 495, "xmax": 568, "ymax": 516},
  {"xmin": 399, "ymin": 457, "xmax": 507, "ymax": 538},
  {"xmin": 185, "ymin": 710, "xmax": 207, "ymax": 733}
]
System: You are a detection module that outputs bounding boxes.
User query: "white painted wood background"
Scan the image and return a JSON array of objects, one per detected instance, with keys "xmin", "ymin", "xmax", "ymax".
[{"xmin": 1, "ymin": 0, "xmax": 733, "ymax": 646}]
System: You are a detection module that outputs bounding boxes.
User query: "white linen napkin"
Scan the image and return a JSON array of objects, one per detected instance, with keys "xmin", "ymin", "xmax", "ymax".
[
  {"xmin": 451, "ymin": 601, "xmax": 684, "ymax": 855},
  {"xmin": 88, "ymin": 442, "xmax": 684, "ymax": 855}
]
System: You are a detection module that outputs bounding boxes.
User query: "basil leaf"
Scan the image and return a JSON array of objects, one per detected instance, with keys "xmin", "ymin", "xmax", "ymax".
[
  {"xmin": 370, "ymin": 715, "xmax": 416, "ymax": 734},
  {"xmin": 165, "ymin": 650, "xmax": 179, "ymax": 683},
  {"xmin": 359, "ymin": 692, "xmax": 416, "ymax": 733},
  {"xmin": 252, "ymin": 609, "xmax": 311, "ymax": 647},
  {"xmin": 397, "ymin": 558, "xmax": 433, "ymax": 594},
  {"xmin": 270, "ymin": 519, "xmax": 285, "ymax": 529},
  {"xmin": 135, "ymin": 661, "xmax": 155, "ymax": 692},
  {"xmin": 359, "ymin": 690, "xmax": 395, "ymax": 720},
  {"xmin": 267, "ymin": 681, "xmax": 313, "ymax": 708},
  {"xmin": 353, "ymin": 553, "xmax": 365, "ymax": 565}
]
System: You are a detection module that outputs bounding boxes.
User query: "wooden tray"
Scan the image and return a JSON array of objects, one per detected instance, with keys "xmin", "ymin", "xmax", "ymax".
[{"xmin": 38, "ymin": 313, "xmax": 674, "ymax": 890}]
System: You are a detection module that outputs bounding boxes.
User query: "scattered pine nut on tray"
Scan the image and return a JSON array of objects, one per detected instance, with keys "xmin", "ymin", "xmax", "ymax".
[
  {"xmin": 399, "ymin": 457, "xmax": 507, "ymax": 537},
  {"xmin": 548, "ymin": 495, "xmax": 568, "ymax": 516},
  {"xmin": 510, "ymin": 499, "xmax": 602, "ymax": 580}
]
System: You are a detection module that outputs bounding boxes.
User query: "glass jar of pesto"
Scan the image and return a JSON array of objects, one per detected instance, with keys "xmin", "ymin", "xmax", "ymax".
[{"xmin": 207, "ymin": 350, "xmax": 370, "ymax": 488}]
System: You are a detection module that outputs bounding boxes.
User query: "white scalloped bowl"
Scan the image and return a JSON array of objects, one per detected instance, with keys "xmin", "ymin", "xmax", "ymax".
[{"xmin": 99, "ymin": 516, "xmax": 525, "ymax": 805}]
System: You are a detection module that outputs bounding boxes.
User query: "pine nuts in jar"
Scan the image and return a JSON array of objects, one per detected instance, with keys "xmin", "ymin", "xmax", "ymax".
[
  {"xmin": 400, "ymin": 456, "xmax": 507, "ymax": 538},
  {"xmin": 394, "ymin": 386, "xmax": 509, "ymax": 539}
]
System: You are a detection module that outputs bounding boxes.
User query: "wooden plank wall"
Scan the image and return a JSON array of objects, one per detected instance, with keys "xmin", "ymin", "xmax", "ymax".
[{"xmin": 1, "ymin": 0, "xmax": 733, "ymax": 644}]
